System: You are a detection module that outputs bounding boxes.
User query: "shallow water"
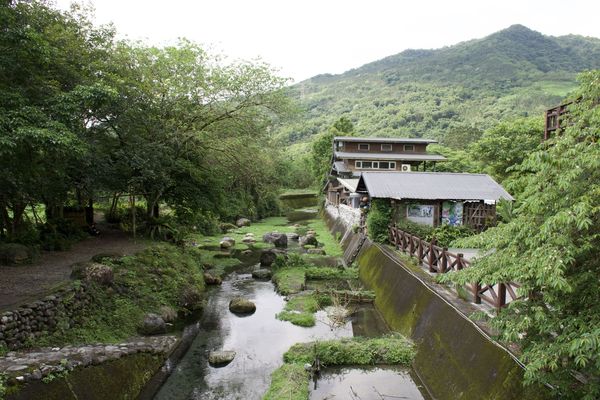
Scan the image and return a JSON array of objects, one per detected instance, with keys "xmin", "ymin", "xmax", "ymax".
[
  {"xmin": 310, "ymin": 366, "xmax": 431, "ymax": 400},
  {"xmin": 154, "ymin": 264, "xmax": 354, "ymax": 400}
]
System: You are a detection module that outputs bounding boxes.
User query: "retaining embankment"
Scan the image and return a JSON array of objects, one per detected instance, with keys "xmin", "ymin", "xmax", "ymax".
[{"xmin": 323, "ymin": 209, "xmax": 547, "ymax": 400}]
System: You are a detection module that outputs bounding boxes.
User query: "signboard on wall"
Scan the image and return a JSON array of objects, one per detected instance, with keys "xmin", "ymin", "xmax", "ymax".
[
  {"xmin": 441, "ymin": 201, "xmax": 463, "ymax": 226},
  {"xmin": 406, "ymin": 204, "xmax": 434, "ymax": 226}
]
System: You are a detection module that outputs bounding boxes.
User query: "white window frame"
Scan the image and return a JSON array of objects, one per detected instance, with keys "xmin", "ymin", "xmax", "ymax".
[
  {"xmin": 403, "ymin": 144, "xmax": 415, "ymax": 152},
  {"xmin": 381, "ymin": 144, "xmax": 393, "ymax": 152},
  {"xmin": 358, "ymin": 143, "xmax": 370, "ymax": 151},
  {"xmin": 355, "ymin": 160, "xmax": 362, "ymax": 168},
  {"xmin": 389, "ymin": 162, "xmax": 396, "ymax": 169}
]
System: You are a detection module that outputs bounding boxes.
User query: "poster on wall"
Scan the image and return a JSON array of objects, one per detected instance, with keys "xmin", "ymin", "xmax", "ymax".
[
  {"xmin": 441, "ymin": 201, "xmax": 463, "ymax": 226},
  {"xmin": 406, "ymin": 204, "xmax": 434, "ymax": 226}
]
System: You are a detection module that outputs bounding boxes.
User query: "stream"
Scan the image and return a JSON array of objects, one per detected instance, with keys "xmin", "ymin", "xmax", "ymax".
[{"xmin": 154, "ymin": 213, "xmax": 431, "ymax": 400}]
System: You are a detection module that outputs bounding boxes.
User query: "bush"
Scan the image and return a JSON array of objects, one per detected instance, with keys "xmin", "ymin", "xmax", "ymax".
[
  {"xmin": 0, "ymin": 243, "xmax": 36, "ymax": 265},
  {"xmin": 395, "ymin": 219, "xmax": 475, "ymax": 248},
  {"xmin": 426, "ymin": 224, "xmax": 475, "ymax": 248},
  {"xmin": 366, "ymin": 199, "xmax": 392, "ymax": 243}
]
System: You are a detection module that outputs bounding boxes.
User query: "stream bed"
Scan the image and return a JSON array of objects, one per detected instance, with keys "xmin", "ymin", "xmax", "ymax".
[{"xmin": 154, "ymin": 213, "xmax": 430, "ymax": 399}]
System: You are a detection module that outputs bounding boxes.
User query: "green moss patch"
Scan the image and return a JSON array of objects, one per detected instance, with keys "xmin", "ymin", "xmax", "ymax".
[
  {"xmin": 262, "ymin": 363, "xmax": 309, "ymax": 400},
  {"xmin": 284, "ymin": 335, "xmax": 415, "ymax": 366},
  {"xmin": 276, "ymin": 293, "xmax": 331, "ymax": 327},
  {"xmin": 263, "ymin": 335, "xmax": 415, "ymax": 399},
  {"xmin": 31, "ymin": 244, "xmax": 205, "ymax": 347},
  {"xmin": 305, "ymin": 266, "xmax": 358, "ymax": 280},
  {"xmin": 272, "ymin": 267, "xmax": 305, "ymax": 295}
]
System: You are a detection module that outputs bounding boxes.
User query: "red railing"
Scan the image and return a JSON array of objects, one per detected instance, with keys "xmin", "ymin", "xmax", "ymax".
[{"xmin": 388, "ymin": 224, "xmax": 521, "ymax": 310}]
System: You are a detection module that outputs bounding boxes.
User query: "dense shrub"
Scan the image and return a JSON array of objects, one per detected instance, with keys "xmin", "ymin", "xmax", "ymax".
[
  {"xmin": 395, "ymin": 218, "xmax": 475, "ymax": 248},
  {"xmin": 366, "ymin": 199, "xmax": 392, "ymax": 243}
]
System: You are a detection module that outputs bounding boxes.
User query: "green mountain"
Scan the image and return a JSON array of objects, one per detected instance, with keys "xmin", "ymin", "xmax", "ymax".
[{"xmin": 279, "ymin": 25, "xmax": 600, "ymax": 145}]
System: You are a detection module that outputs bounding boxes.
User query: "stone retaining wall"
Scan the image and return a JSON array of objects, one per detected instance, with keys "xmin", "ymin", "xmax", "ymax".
[
  {"xmin": 0, "ymin": 284, "xmax": 90, "ymax": 350},
  {"xmin": 324, "ymin": 203, "xmax": 361, "ymax": 231}
]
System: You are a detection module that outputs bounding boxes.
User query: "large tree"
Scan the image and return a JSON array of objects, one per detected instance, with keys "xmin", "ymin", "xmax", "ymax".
[
  {"xmin": 442, "ymin": 70, "xmax": 600, "ymax": 399},
  {"xmin": 0, "ymin": 0, "xmax": 115, "ymax": 235}
]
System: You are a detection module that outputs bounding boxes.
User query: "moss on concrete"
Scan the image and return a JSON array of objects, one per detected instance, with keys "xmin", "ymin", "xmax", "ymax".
[
  {"xmin": 356, "ymin": 241, "xmax": 549, "ymax": 400},
  {"xmin": 6, "ymin": 353, "xmax": 164, "ymax": 400}
]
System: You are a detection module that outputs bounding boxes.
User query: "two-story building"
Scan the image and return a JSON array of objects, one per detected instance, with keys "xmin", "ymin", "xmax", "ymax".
[
  {"xmin": 326, "ymin": 136, "xmax": 447, "ymax": 206},
  {"xmin": 330, "ymin": 136, "xmax": 446, "ymax": 178}
]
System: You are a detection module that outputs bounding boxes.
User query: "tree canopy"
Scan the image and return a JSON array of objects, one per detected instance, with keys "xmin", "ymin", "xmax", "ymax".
[
  {"xmin": 442, "ymin": 70, "xmax": 600, "ymax": 399},
  {"xmin": 0, "ymin": 0, "xmax": 291, "ymax": 239}
]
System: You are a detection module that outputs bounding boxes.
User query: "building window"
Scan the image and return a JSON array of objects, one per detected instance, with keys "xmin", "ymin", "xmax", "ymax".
[
  {"xmin": 381, "ymin": 144, "xmax": 393, "ymax": 152},
  {"xmin": 403, "ymin": 144, "xmax": 415, "ymax": 152},
  {"xmin": 356, "ymin": 160, "xmax": 396, "ymax": 170},
  {"xmin": 358, "ymin": 143, "xmax": 370, "ymax": 151},
  {"xmin": 336, "ymin": 141, "xmax": 344, "ymax": 150}
]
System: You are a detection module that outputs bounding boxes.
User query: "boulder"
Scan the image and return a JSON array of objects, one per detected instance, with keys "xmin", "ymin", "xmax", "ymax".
[
  {"xmin": 220, "ymin": 236, "xmax": 235, "ymax": 249},
  {"xmin": 252, "ymin": 269, "xmax": 272, "ymax": 280},
  {"xmin": 236, "ymin": 218, "xmax": 251, "ymax": 227},
  {"xmin": 229, "ymin": 297, "xmax": 256, "ymax": 314},
  {"xmin": 140, "ymin": 313, "xmax": 166, "ymax": 335},
  {"xmin": 0, "ymin": 243, "xmax": 32, "ymax": 265},
  {"xmin": 208, "ymin": 350, "xmax": 236, "ymax": 367},
  {"xmin": 242, "ymin": 237, "xmax": 256, "ymax": 244},
  {"xmin": 300, "ymin": 234, "xmax": 319, "ymax": 247},
  {"xmin": 241, "ymin": 250, "xmax": 253, "ymax": 255},
  {"xmin": 263, "ymin": 232, "xmax": 288, "ymax": 248},
  {"xmin": 204, "ymin": 272, "xmax": 222, "ymax": 285},
  {"xmin": 219, "ymin": 223, "xmax": 238, "ymax": 233},
  {"xmin": 287, "ymin": 233, "xmax": 299, "ymax": 241},
  {"xmin": 159, "ymin": 306, "xmax": 177, "ymax": 323},
  {"xmin": 84, "ymin": 263, "xmax": 114, "ymax": 286},
  {"xmin": 260, "ymin": 249, "xmax": 278, "ymax": 267}
]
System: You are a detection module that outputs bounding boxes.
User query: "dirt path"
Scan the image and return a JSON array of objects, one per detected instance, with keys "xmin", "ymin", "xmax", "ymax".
[{"xmin": 0, "ymin": 224, "xmax": 147, "ymax": 312}]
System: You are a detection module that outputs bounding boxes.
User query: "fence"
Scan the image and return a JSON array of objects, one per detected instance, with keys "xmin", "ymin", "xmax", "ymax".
[{"xmin": 388, "ymin": 224, "xmax": 521, "ymax": 310}]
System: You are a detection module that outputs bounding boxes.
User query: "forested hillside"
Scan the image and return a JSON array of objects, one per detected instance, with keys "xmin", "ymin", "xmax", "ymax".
[{"xmin": 278, "ymin": 25, "xmax": 600, "ymax": 145}]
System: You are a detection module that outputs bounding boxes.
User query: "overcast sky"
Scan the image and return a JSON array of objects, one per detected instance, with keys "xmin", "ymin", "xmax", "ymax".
[{"xmin": 54, "ymin": 0, "xmax": 600, "ymax": 83}]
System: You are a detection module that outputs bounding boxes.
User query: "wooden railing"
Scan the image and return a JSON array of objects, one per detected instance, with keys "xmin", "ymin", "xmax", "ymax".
[{"xmin": 388, "ymin": 224, "xmax": 521, "ymax": 310}]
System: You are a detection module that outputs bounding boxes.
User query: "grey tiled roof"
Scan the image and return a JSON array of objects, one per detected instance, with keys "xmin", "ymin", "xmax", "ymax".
[
  {"xmin": 334, "ymin": 136, "xmax": 437, "ymax": 144},
  {"xmin": 334, "ymin": 151, "xmax": 447, "ymax": 161},
  {"xmin": 358, "ymin": 172, "xmax": 513, "ymax": 201},
  {"xmin": 332, "ymin": 161, "xmax": 350, "ymax": 172}
]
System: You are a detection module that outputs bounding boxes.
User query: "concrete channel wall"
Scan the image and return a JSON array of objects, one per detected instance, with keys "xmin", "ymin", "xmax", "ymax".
[{"xmin": 323, "ymin": 210, "xmax": 547, "ymax": 400}]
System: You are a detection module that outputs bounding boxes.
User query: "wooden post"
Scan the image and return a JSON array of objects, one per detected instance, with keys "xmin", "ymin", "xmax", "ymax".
[
  {"xmin": 428, "ymin": 239, "xmax": 436, "ymax": 272},
  {"xmin": 473, "ymin": 283, "xmax": 481, "ymax": 304},
  {"xmin": 409, "ymin": 234, "xmax": 414, "ymax": 256},
  {"xmin": 440, "ymin": 247, "xmax": 448, "ymax": 273},
  {"xmin": 497, "ymin": 283, "xmax": 507, "ymax": 310},
  {"xmin": 130, "ymin": 192, "xmax": 136, "ymax": 239},
  {"xmin": 456, "ymin": 253, "xmax": 464, "ymax": 270},
  {"xmin": 417, "ymin": 238, "xmax": 424, "ymax": 263}
]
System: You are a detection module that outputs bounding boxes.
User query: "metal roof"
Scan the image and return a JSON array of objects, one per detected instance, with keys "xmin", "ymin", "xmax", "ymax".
[
  {"xmin": 334, "ymin": 136, "xmax": 438, "ymax": 144},
  {"xmin": 358, "ymin": 171, "xmax": 513, "ymax": 202},
  {"xmin": 337, "ymin": 178, "xmax": 359, "ymax": 192},
  {"xmin": 332, "ymin": 161, "xmax": 350, "ymax": 173},
  {"xmin": 334, "ymin": 151, "xmax": 447, "ymax": 162}
]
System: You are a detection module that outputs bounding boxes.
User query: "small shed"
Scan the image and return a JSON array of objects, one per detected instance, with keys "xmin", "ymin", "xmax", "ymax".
[
  {"xmin": 356, "ymin": 171, "xmax": 513, "ymax": 231},
  {"xmin": 325, "ymin": 177, "xmax": 360, "ymax": 206}
]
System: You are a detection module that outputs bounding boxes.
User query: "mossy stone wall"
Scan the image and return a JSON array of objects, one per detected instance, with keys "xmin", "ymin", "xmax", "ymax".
[
  {"xmin": 6, "ymin": 353, "xmax": 164, "ymax": 400},
  {"xmin": 356, "ymin": 243, "xmax": 547, "ymax": 400}
]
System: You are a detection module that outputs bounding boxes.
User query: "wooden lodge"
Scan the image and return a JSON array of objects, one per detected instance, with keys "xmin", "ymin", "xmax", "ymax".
[
  {"xmin": 356, "ymin": 171, "xmax": 513, "ymax": 231},
  {"xmin": 330, "ymin": 136, "xmax": 446, "ymax": 178}
]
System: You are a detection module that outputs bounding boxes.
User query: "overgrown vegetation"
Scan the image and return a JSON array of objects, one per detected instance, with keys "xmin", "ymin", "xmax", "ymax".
[
  {"xmin": 262, "ymin": 363, "xmax": 308, "ymax": 400},
  {"xmin": 394, "ymin": 218, "xmax": 475, "ymax": 248},
  {"xmin": 32, "ymin": 244, "xmax": 205, "ymax": 346},
  {"xmin": 366, "ymin": 199, "xmax": 392, "ymax": 243},
  {"xmin": 263, "ymin": 335, "xmax": 415, "ymax": 399},
  {"xmin": 0, "ymin": 0, "xmax": 291, "ymax": 246},
  {"xmin": 440, "ymin": 71, "xmax": 600, "ymax": 399}
]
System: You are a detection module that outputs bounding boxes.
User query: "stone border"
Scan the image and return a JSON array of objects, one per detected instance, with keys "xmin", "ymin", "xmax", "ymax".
[{"xmin": 0, "ymin": 335, "xmax": 177, "ymax": 384}]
